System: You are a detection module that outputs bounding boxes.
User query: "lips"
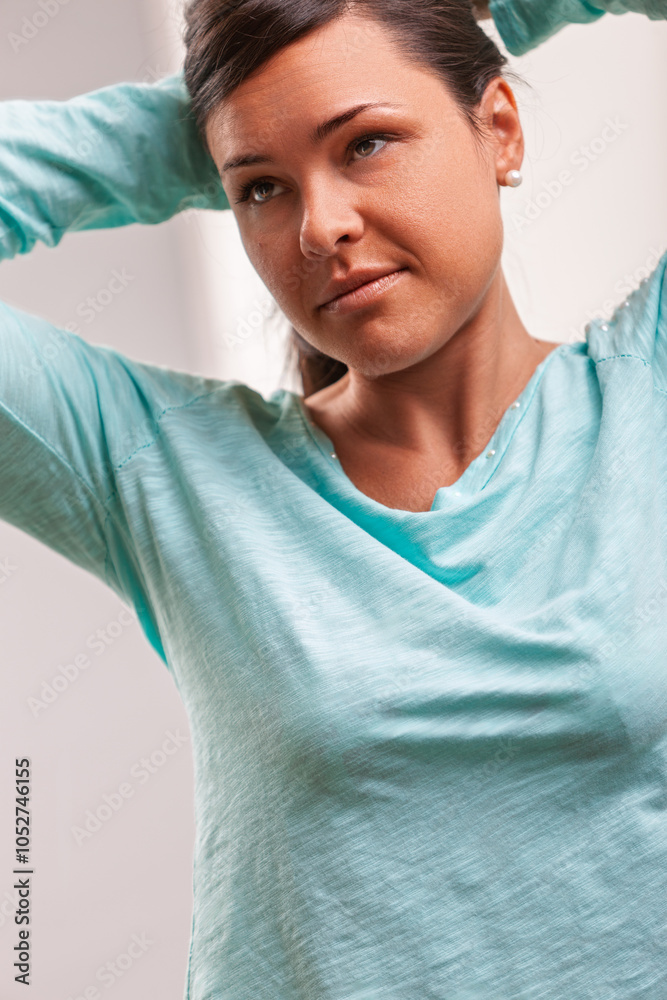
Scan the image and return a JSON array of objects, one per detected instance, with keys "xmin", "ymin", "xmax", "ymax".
[{"xmin": 318, "ymin": 267, "xmax": 406, "ymax": 308}]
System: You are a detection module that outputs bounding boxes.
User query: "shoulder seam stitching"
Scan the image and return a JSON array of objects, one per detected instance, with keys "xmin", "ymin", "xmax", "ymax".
[
  {"xmin": 593, "ymin": 353, "xmax": 651, "ymax": 366},
  {"xmin": 102, "ymin": 385, "xmax": 229, "ymax": 506}
]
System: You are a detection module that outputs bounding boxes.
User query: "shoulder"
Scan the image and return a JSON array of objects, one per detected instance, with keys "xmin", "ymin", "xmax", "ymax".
[
  {"xmin": 65, "ymin": 334, "xmax": 282, "ymax": 419},
  {"xmin": 585, "ymin": 249, "xmax": 667, "ymax": 390}
]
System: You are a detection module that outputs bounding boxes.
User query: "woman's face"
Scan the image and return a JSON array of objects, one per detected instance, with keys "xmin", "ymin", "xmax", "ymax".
[{"xmin": 205, "ymin": 12, "xmax": 522, "ymax": 378}]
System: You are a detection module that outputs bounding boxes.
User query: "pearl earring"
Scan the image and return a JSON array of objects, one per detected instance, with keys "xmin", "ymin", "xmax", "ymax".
[{"xmin": 504, "ymin": 169, "xmax": 523, "ymax": 188}]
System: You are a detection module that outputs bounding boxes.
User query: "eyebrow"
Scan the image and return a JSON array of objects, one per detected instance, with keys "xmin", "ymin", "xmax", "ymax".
[{"xmin": 221, "ymin": 102, "xmax": 405, "ymax": 174}]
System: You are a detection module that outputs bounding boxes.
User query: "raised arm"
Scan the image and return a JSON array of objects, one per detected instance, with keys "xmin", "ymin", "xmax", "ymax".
[
  {"xmin": 0, "ymin": 69, "xmax": 229, "ymax": 262},
  {"xmin": 475, "ymin": 0, "xmax": 666, "ymax": 55},
  {"xmin": 473, "ymin": 0, "xmax": 667, "ymax": 391},
  {"xmin": 0, "ymin": 70, "xmax": 231, "ymax": 667}
]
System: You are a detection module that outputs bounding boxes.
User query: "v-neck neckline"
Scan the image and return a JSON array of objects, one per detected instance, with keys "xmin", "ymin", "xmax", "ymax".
[{"xmin": 291, "ymin": 343, "xmax": 572, "ymax": 515}]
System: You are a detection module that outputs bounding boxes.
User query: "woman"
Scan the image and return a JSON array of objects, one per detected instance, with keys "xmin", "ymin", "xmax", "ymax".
[{"xmin": 1, "ymin": 0, "xmax": 665, "ymax": 997}]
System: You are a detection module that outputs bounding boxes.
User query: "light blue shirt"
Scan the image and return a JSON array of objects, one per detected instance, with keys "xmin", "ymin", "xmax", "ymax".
[
  {"xmin": 1, "ymin": 3, "xmax": 666, "ymax": 997},
  {"xmin": 488, "ymin": 0, "xmax": 666, "ymax": 54}
]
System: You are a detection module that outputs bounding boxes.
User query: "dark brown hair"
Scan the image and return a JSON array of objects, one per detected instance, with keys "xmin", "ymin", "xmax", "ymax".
[{"xmin": 182, "ymin": 0, "xmax": 520, "ymax": 397}]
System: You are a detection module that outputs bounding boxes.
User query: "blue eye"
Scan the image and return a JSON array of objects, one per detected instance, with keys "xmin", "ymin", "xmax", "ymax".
[{"xmin": 234, "ymin": 132, "xmax": 394, "ymax": 205}]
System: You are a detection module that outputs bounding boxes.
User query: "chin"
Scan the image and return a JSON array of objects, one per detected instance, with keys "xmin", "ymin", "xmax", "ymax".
[
  {"xmin": 344, "ymin": 322, "xmax": 445, "ymax": 375},
  {"xmin": 340, "ymin": 345, "xmax": 426, "ymax": 380}
]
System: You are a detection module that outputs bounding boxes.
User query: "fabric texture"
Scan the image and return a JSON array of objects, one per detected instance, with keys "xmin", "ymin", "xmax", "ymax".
[
  {"xmin": 0, "ymin": 70, "xmax": 228, "ymax": 260},
  {"xmin": 488, "ymin": 0, "xmax": 666, "ymax": 55},
  {"xmin": 2, "ymin": 18, "xmax": 667, "ymax": 1000}
]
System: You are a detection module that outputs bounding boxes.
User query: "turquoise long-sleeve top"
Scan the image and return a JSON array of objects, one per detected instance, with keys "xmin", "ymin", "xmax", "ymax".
[
  {"xmin": 2, "ymin": 2, "xmax": 666, "ymax": 998},
  {"xmin": 488, "ymin": 0, "xmax": 666, "ymax": 53}
]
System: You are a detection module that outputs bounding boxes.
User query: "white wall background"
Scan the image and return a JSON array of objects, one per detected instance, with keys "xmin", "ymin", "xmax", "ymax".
[{"xmin": 0, "ymin": 2, "xmax": 665, "ymax": 998}]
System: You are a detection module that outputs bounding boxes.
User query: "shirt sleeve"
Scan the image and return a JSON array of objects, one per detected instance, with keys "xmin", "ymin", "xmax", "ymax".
[
  {"xmin": 0, "ymin": 71, "xmax": 228, "ymax": 667},
  {"xmin": 0, "ymin": 304, "xmax": 177, "ymax": 664},
  {"xmin": 488, "ymin": 0, "xmax": 666, "ymax": 55},
  {"xmin": 0, "ymin": 68, "xmax": 228, "ymax": 261}
]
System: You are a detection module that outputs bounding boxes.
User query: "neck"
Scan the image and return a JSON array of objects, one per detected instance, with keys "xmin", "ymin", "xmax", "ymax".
[{"xmin": 303, "ymin": 270, "xmax": 560, "ymax": 473}]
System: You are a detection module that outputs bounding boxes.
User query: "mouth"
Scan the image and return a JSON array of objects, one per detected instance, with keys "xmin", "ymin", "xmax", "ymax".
[{"xmin": 320, "ymin": 268, "xmax": 409, "ymax": 315}]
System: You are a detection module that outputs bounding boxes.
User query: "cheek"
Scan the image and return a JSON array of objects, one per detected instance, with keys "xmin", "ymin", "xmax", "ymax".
[
  {"xmin": 401, "ymin": 168, "xmax": 503, "ymax": 286},
  {"xmin": 241, "ymin": 232, "xmax": 312, "ymax": 310},
  {"xmin": 379, "ymin": 138, "xmax": 500, "ymax": 248}
]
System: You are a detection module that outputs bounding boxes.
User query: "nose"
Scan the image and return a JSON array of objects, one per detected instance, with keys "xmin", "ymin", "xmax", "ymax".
[{"xmin": 298, "ymin": 177, "xmax": 364, "ymax": 259}]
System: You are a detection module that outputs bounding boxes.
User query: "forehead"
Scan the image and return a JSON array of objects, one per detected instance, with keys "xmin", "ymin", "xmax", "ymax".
[{"xmin": 205, "ymin": 13, "xmax": 448, "ymax": 153}]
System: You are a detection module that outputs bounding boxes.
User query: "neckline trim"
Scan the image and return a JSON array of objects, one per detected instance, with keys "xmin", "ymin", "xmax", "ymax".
[{"xmin": 290, "ymin": 342, "xmax": 576, "ymax": 514}]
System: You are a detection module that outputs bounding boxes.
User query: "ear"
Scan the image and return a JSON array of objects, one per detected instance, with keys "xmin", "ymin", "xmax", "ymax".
[{"xmin": 478, "ymin": 77, "xmax": 524, "ymax": 186}]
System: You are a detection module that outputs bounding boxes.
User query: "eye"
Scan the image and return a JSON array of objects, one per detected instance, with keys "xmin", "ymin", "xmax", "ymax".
[
  {"xmin": 235, "ymin": 178, "xmax": 288, "ymax": 206},
  {"xmin": 236, "ymin": 133, "xmax": 392, "ymax": 205},
  {"xmin": 349, "ymin": 134, "xmax": 390, "ymax": 160}
]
